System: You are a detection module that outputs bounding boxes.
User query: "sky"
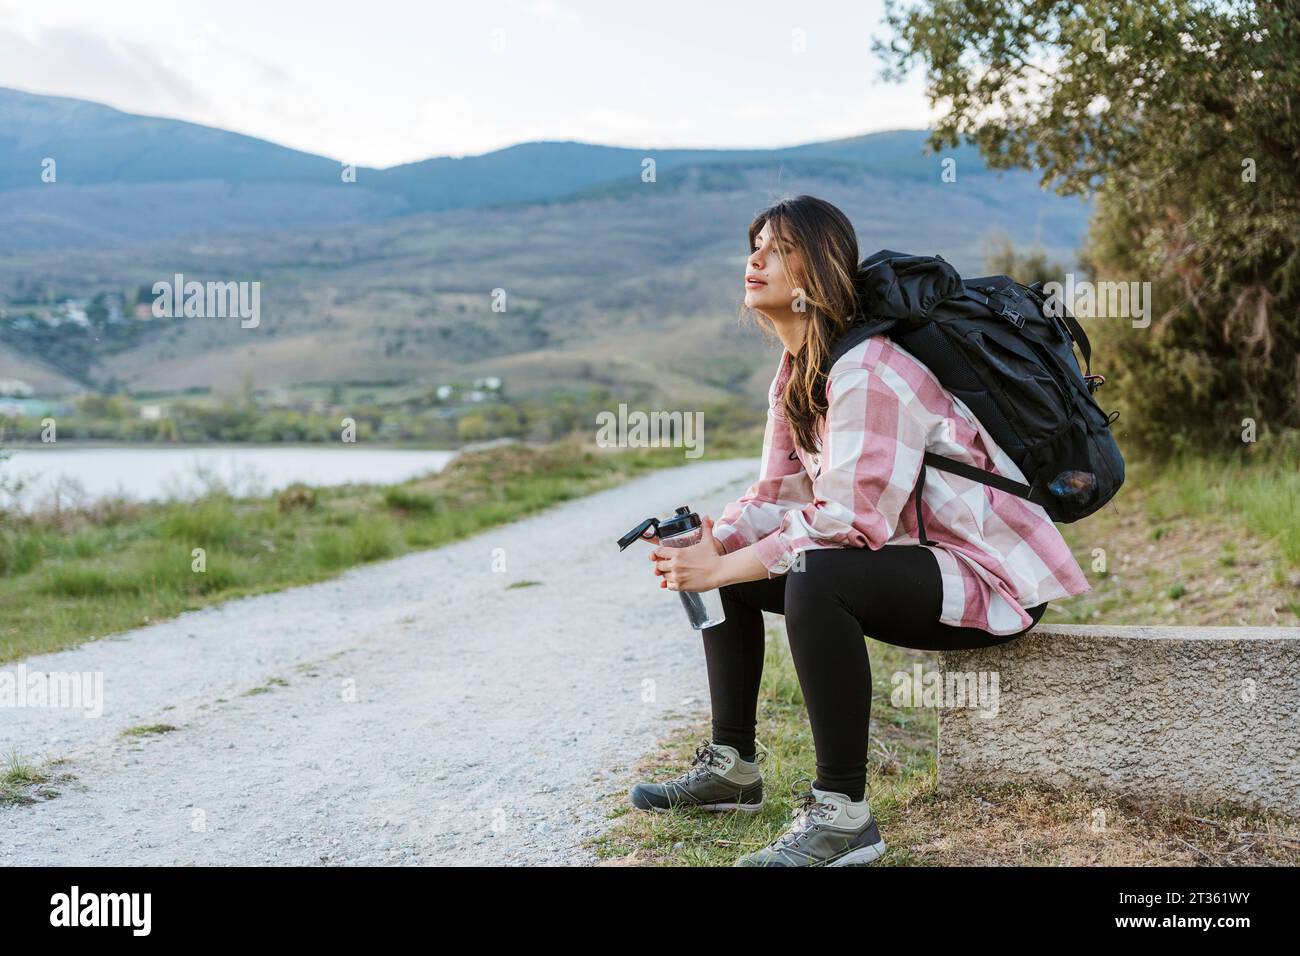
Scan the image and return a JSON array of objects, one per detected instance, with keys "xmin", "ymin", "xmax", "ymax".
[{"xmin": 0, "ymin": 0, "xmax": 939, "ymax": 168}]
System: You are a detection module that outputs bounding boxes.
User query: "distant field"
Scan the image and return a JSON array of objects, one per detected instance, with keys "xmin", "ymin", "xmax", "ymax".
[{"xmin": 0, "ymin": 163, "xmax": 1088, "ymax": 404}]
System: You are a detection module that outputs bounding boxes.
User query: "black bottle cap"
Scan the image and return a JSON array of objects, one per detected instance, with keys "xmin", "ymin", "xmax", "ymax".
[
  {"xmin": 655, "ymin": 506, "xmax": 699, "ymax": 540},
  {"xmin": 616, "ymin": 516, "xmax": 660, "ymax": 551}
]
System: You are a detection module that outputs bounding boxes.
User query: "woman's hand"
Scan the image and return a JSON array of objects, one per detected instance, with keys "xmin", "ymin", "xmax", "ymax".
[{"xmin": 649, "ymin": 515, "xmax": 725, "ymax": 592}]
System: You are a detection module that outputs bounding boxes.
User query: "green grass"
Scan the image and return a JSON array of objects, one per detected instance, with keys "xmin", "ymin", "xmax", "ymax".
[
  {"xmin": 118, "ymin": 723, "xmax": 179, "ymax": 738},
  {"xmin": 242, "ymin": 676, "xmax": 291, "ymax": 696},
  {"xmin": 593, "ymin": 628, "xmax": 936, "ymax": 866},
  {"xmin": 0, "ymin": 753, "xmax": 74, "ymax": 805},
  {"xmin": 0, "ymin": 435, "xmax": 762, "ymax": 663},
  {"xmin": 1134, "ymin": 440, "xmax": 1300, "ymax": 566},
  {"xmin": 381, "ymin": 487, "xmax": 439, "ymax": 514}
]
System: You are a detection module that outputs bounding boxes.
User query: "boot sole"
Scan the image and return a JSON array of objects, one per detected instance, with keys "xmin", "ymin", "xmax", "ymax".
[
  {"xmin": 628, "ymin": 785, "xmax": 765, "ymax": 814},
  {"xmin": 642, "ymin": 797, "xmax": 765, "ymax": 814},
  {"xmin": 825, "ymin": 837, "xmax": 888, "ymax": 866}
]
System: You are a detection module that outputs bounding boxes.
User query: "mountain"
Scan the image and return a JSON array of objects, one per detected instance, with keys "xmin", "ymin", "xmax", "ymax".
[
  {"xmin": 0, "ymin": 87, "xmax": 1091, "ymax": 402},
  {"xmin": 0, "ymin": 87, "xmax": 398, "ymax": 250},
  {"xmin": 0, "ymin": 87, "xmax": 1020, "ymax": 251},
  {"xmin": 0, "ymin": 87, "xmax": 347, "ymax": 190}
]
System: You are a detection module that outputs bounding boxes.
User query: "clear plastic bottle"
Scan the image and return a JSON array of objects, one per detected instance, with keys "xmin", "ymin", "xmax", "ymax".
[{"xmin": 617, "ymin": 506, "xmax": 726, "ymax": 630}]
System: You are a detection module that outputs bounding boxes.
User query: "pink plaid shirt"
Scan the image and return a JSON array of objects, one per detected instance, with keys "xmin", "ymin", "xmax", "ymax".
[{"xmin": 713, "ymin": 336, "xmax": 1093, "ymax": 636}]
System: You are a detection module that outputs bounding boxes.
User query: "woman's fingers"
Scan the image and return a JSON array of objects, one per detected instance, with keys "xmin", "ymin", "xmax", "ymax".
[
  {"xmin": 650, "ymin": 549, "xmax": 684, "ymax": 589},
  {"xmin": 649, "ymin": 549, "xmax": 674, "ymax": 581}
]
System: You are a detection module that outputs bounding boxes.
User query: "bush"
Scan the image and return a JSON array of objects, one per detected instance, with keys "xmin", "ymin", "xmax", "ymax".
[
  {"xmin": 0, "ymin": 529, "xmax": 43, "ymax": 578},
  {"xmin": 277, "ymin": 483, "xmax": 318, "ymax": 513},
  {"xmin": 381, "ymin": 487, "xmax": 438, "ymax": 514},
  {"xmin": 41, "ymin": 563, "xmax": 138, "ymax": 598}
]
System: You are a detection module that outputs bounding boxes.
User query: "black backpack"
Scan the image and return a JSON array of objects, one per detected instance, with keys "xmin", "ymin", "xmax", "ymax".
[{"xmin": 825, "ymin": 249, "xmax": 1124, "ymax": 544}]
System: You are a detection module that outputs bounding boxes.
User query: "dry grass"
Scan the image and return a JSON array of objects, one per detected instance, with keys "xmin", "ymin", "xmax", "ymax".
[
  {"xmin": 889, "ymin": 782, "xmax": 1300, "ymax": 867},
  {"xmin": 1051, "ymin": 456, "xmax": 1300, "ymax": 630}
]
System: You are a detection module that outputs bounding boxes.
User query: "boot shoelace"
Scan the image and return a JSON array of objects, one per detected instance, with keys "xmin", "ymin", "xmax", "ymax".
[
  {"xmin": 674, "ymin": 741, "xmax": 767, "ymax": 786},
  {"xmin": 773, "ymin": 783, "xmax": 837, "ymax": 850},
  {"xmin": 674, "ymin": 741, "xmax": 728, "ymax": 786}
]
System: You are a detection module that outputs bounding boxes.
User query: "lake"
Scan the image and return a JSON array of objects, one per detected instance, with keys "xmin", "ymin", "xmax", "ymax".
[{"xmin": 0, "ymin": 446, "xmax": 458, "ymax": 512}]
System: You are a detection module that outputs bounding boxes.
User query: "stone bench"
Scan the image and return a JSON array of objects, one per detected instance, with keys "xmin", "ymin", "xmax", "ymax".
[{"xmin": 935, "ymin": 623, "xmax": 1300, "ymax": 818}]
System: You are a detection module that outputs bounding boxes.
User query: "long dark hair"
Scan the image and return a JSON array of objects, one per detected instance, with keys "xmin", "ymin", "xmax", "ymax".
[{"xmin": 740, "ymin": 195, "xmax": 864, "ymax": 455}]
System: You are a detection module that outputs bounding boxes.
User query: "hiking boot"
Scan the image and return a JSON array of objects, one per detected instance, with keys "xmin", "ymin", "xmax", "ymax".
[
  {"xmin": 733, "ymin": 782, "xmax": 887, "ymax": 867},
  {"xmin": 629, "ymin": 741, "xmax": 764, "ymax": 813}
]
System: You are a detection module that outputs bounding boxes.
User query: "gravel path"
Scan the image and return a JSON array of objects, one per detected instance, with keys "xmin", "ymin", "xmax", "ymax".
[{"xmin": 0, "ymin": 458, "xmax": 758, "ymax": 865}]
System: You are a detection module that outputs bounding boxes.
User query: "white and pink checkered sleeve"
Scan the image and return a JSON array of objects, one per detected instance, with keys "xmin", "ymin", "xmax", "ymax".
[
  {"xmin": 750, "ymin": 364, "xmax": 928, "ymax": 576},
  {"xmin": 711, "ymin": 400, "xmax": 813, "ymax": 555}
]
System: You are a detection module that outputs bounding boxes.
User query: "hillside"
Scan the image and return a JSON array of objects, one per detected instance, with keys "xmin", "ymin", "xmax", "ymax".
[{"xmin": 0, "ymin": 88, "xmax": 1090, "ymax": 404}]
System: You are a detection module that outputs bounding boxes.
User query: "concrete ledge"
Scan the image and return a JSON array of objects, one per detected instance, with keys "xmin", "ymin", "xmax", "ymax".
[{"xmin": 936, "ymin": 624, "xmax": 1300, "ymax": 818}]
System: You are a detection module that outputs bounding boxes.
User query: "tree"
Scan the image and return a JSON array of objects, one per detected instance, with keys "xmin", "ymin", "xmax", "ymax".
[
  {"xmin": 877, "ymin": 0, "xmax": 1300, "ymax": 455},
  {"xmin": 982, "ymin": 230, "xmax": 1068, "ymax": 286}
]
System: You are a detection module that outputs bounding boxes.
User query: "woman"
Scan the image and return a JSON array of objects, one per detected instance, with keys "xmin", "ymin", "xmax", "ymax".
[{"xmin": 630, "ymin": 195, "xmax": 1092, "ymax": 867}]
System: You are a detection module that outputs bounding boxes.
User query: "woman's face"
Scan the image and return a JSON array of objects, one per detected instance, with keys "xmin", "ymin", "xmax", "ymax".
[{"xmin": 745, "ymin": 220, "xmax": 803, "ymax": 314}]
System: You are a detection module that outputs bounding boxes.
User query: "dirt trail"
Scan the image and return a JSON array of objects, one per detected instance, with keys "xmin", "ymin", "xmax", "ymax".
[{"xmin": 0, "ymin": 458, "xmax": 757, "ymax": 865}]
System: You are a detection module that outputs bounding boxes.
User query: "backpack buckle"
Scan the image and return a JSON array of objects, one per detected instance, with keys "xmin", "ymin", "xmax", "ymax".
[{"xmin": 999, "ymin": 306, "xmax": 1025, "ymax": 328}]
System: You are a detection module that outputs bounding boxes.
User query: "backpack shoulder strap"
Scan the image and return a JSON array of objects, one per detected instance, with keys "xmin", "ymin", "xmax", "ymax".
[
  {"xmin": 912, "ymin": 451, "xmax": 1036, "ymax": 546},
  {"xmin": 821, "ymin": 317, "xmax": 898, "ymax": 376},
  {"xmin": 922, "ymin": 451, "xmax": 1032, "ymax": 498}
]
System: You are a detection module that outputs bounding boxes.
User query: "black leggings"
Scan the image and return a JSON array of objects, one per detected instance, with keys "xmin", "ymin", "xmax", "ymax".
[{"xmin": 702, "ymin": 544, "xmax": 1047, "ymax": 801}]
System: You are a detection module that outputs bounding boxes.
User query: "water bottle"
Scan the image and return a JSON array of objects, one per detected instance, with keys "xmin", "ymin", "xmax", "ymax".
[{"xmin": 616, "ymin": 505, "xmax": 726, "ymax": 630}]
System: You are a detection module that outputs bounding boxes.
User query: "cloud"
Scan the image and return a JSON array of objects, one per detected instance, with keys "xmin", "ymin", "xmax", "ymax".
[
  {"xmin": 580, "ymin": 107, "xmax": 651, "ymax": 137},
  {"xmin": 524, "ymin": 0, "xmax": 581, "ymax": 26},
  {"xmin": 0, "ymin": 27, "xmax": 212, "ymax": 117},
  {"xmin": 0, "ymin": 23, "xmax": 332, "ymax": 158}
]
